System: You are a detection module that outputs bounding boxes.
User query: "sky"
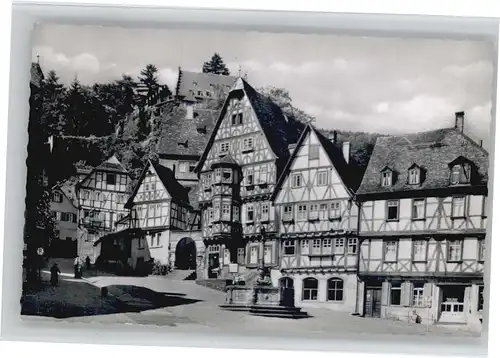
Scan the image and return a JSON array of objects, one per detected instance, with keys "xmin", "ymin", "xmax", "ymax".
[{"xmin": 32, "ymin": 24, "xmax": 496, "ymax": 144}]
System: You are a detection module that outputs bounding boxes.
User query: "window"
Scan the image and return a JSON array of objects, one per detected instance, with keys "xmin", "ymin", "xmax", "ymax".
[
  {"xmin": 203, "ymin": 174, "xmax": 211, "ymax": 189},
  {"xmin": 264, "ymin": 246, "xmax": 272, "ymax": 263},
  {"xmin": 450, "ymin": 163, "xmax": 471, "ymax": 185},
  {"xmin": 300, "ymin": 240, "xmax": 309, "ymax": 254},
  {"xmin": 258, "ymin": 166, "xmax": 267, "ymax": 184},
  {"xmin": 106, "ymin": 174, "xmax": 116, "ymax": 185},
  {"xmin": 233, "ymin": 207, "xmax": 240, "ymax": 222},
  {"xmin": 214, "ymin": 168, "xmax": 222, "ymax": 183},
  {"xmin": 309, "ymin": 145, "xmax": 320, "ymax": 160},
  {"xmin": 312, "ymin": 239, "xmax": 321, "ymax": 255},
  {"xmin": 231, "ymin": 112, "xmax": 243, "ymax": 125},
  {"xmin": 179, "ymin": 162, "xmax": 188, "ymax": 173},
  {"xmin": 319, "ymin": 203, "xmax": 328, "ymax": 220},
  {"xmin": 292, "ymin": 174, "xmax": 302, "ymax": 188},
  {"xmin": 413, "ymin": 283, "xmax": 425, "ymax": 307},
  {"xmin": 220, "ymin": 142, "xmax": 229, "ymax": 154},
  {"xmin": 284, "ymin": 240, "xmax": 295, "ymax": 255},
  {"xmin": 309, "ymin": 204, "xmax": 319, "ymax": 220},
  {"xmin": 413, "ymin": 240, "xmax": 427, "ymax": 262},
  {"xmin": 237, "ymin": 248, "xmax": 245, "ymax": 264},
  {"xmin": 452, "ymin": 196, "xmax": 466, "ymax": 218},
  {"xmin": 327, "ymin": 278, "xmax": 344, "ymax": 301},
  {"xmin": 138, "ymin": 237, "xmax": 145, "ymax": 249},
  {"xmin": 297, "ymin": 205, "xmax": 307, "ymax": 221},
  {"xmin": 334, "ymin": 238, "xmax": 345, "ymax": 254},
  {"xmin": 329, "ymin": 201, "xmax": 341, "ymax": 219},
  {"xmin": 52, "ymin": 192, "xmax": 63, "ymax": 203},
  {"xmin": 347, "ymin": 238, "xmax": 357, "ymax": 254},
  {"xmin": 408, "ymin": 167, "xmax": 420, "ymax": 185},
  {"xmin": 222, "ymin": 170, "xmax": 232, "ymax": 182},
  {"xmin": 382, "ymin": 170, "xmax": 393, "ymax": 186},
  {"xmin": 317, "ymin": 171, "xmax": 328, "ymax": 186},
  {"xmin": 189, "ymin": 164, "xmax": 196, "ymax": 172},
  {"xmin": 247, "ymin": 205, "xmax": 254, "ymax": 222},
  {"xmin": 82, "ymin": 190, "xmax": 90, "ymax": 200},
  {"xmin": 478, "ymin": 240, "xmax": 485, "ymax": 262},
  {"xmin": 283, "ymin": 205, "xmax": 293, "ymax": 221},
  {"xmin": 478, "ymin": 286, "xmax": 484, "ymax": 311},
  {"xmin": 390, "ymin": 283, "xmax": 402, "ymax": 305},
  {"xmin": 261, "ymin": 203, "xmax": 269, "ymax": 221},
  {"xmin": 249, "ymin": 246, "xmax": 258, "ymax": 264},
  {"xmin": 245, "ymin": 170, "xmax": 254, "ymax": 186},
  {"xmin": 412, "ymin": 199, "xmax": 425, "ymax": 220},
  {"xmin": 222, "ymin": 205, "xmax": 231, "ymax": 221},
  {"xmin": 302, "ymin": 278, "xmax": 318, "ymax": 300},
  {"xmin": 213, "ymin": 204, "xmax": 220, "ymax": 221},
  {"xmin": 447, "ymin": 240, "xmax": 463, "ymax": 262},
  {"xmin": 387, "ymin": 200, "xmax": 399, "ymax": 221},
  {"xmin": 384, "ymin": 241, "xmax": 397, "ymax": 262},
  {"xmin": 243, "ymin": 137, "xmax": 254, "ymax": 151}
]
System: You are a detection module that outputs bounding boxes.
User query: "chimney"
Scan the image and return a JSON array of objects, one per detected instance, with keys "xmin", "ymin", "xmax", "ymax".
[
  {"xmin": 455, "ymin": 111, "xmax": 465, "ymax": 132},
  {"xmin": 186, "ymin": 104, "xmax": 194, "ymax": 120},
  {"xmin": 342, "ymin": 141, "xmax": 350, "ymax": 164},
  {"xmin": 328, "ymin": 130, "xmax": 338, "ymax": 144}
]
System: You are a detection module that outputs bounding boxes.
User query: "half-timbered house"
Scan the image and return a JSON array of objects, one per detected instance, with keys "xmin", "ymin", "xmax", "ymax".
[
  {"xmin": 76, "ymin": 155, "xmax": 131, "ymax": 262},
  {"xmin": 50, "ymin": 176, "xmax": 79, "ymax": 257},
  {"xmin": 196, "ymin": 77, "xmax": 304, "ymax": 280},
  {"xmin": 95, "ymin": 160, "xmax": 202, "ymax": 272},
  {"xmin": 356, "ymin": 112, "xmax": 488, "ymax": 327},
  {"xmin": 272, "ymin": 124, "xmax": 360, "ymax": 311}
]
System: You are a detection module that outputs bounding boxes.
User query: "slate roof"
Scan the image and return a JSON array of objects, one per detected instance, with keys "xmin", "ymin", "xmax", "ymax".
[
  {"xmin": 30, "ymin": 62, "xmax": 44, "ymax": 87},
  {"xmin": 54, "ymin": 176, "xmax": 80, "ymax": 208},
  {"xmin": 156, "ymin": 104, "xmax": 219, "ymax": 157},
  {"xmin": 176, "ymin": 69, "xmax": 237, "ymax": 100},
  {"xmin": 356, "ymin": 128, "xmax": 489, "ymax": 196},
  {"xmin": 197, "ymin": 78, "xmax": 305, "ymax": 174},
  {"xmin": 126, "ymin": 161, "xmax": 190, "ymax": 208},
  {"xmin": 95, "ymin": 155, "xmax": 128, "ymax": 173}
]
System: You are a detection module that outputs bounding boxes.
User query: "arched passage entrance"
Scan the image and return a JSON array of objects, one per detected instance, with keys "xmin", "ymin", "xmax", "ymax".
[{"xmin": 175, "ymin": 237, "xmax": 197, "ymax": 270}]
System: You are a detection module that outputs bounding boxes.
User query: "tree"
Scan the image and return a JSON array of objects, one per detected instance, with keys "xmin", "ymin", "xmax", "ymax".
[
  {"xmin": 138, "ymin": 64, "xmax": 160, "ymax": 92},
  {"xmin": 258, "ymin": 86, "xmax": 315, "ymax": 125},
  {"xmin": 202, "ymin": 53, "xmax": 230, "ymax": 75},
  {"xmin": 41, "ymin": 70, "xmax": 67, "ymax": 136}
]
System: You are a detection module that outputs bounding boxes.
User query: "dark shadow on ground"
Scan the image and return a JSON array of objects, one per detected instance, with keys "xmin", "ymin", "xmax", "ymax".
[{"xmin": 21, "ymin": 280, "xmax": 201, "ymax": 319}]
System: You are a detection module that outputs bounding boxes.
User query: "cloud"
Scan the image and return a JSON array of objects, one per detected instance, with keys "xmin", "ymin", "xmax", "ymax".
[
  {"xmin": 34, "ymin": 46, "xmax": 102, "ymax": 75},
  {"xmin": 158, "ymin": 67, "xmax": 178, "ymax": 89}
]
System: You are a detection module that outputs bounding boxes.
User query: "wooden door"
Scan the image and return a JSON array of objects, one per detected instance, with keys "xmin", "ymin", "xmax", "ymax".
[
  {"xmin": 365, "ymin": 288, "xmax": 382, "ymax": 318},
  {"xmin": 208, "ymin": 253, "xmax": 220, "ymax": 278}
]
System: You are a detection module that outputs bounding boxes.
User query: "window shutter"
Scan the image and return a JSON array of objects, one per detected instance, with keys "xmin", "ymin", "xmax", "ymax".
[
  {"xmin": 402, "ymin": 282, "xmax": 413, "ymax": 307},
  {"xmin": 423, "ymin": 283, "xmax": 433, "ymax": 307},
  {"xmin": 381, "ymin": 281, "xmax": 390, "ymax": 306}
]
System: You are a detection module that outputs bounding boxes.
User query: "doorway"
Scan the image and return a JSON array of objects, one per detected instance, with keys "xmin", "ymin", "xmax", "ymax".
[
  {"xmin": 208, "ymin": 252, "xmax": 220, "ymax": 279},
  {"xmin": 439, "ymin": 285, "xmax": 466, "ymax": 323},
  {"xmin": 279, "ymin": 277, "xmax": 295, "ymax": 307},
  {"xmin": 364, "ymin": 287, "xmax": 382, "ymax": 318},
  {"xmin": 175, "ymin": 237, "xmax": 197, "ymax": 270}
]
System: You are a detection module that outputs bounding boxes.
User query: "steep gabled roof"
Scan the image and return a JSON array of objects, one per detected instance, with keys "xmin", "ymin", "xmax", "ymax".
[
  {"xmin": 53, "ymin": 176, "xmax": 80, "ymax": 208},
  {"xmin": 357, "ymin": 128, "xmax": 489, "ymax": 195},
  {"xmin": 95, "ymin": 155, "xmax": 128, "ymax": 173},
  {"xmin": 196, "ymin": 78, "xmax": 305, "ymax": 173},
  {"xmin": 175, "ymin": 69, "xmax": 237, "ymax": 99},
  {"xmin": 271, "ymin": 124, "xmax": 358, "ymax": 201},
  {"xmin": 125, "ymin": 161, "xmax": 190, "ymax": 208},
  {"xmin": 156, "ymin": 103, "xmax": 219, "ymax": 157}
]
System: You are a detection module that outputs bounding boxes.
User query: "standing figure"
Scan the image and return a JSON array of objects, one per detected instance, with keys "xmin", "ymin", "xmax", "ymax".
[
  {"xmin": 73, "ymin": 256, "xmax": 80, "ymax": 278},
  {"xmin": 85, "ymin": 256, "xmax": 91, "ymax": 271},
  {"xmin": 50, "ymin": 263, "xmax": 61, "ymax": 286}
]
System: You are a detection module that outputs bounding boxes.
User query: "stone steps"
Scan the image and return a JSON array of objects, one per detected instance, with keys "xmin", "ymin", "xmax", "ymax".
[{"xmin": 249, "ymin": 305, "xmax": 309, "ymax": 319}]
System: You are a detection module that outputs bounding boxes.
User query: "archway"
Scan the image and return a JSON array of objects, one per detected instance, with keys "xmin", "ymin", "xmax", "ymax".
[{"xmin": 175, "ymin": 237, "xmax": 197, "ymax": 270}]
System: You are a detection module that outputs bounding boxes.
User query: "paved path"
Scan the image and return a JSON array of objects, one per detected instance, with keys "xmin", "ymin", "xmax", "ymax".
[{"xmin": 34, "ymin": 274, "xmax": 478, "ymax": 338}]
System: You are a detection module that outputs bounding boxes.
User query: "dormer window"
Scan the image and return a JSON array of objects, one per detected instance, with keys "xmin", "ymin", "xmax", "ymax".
[
  {"xmin": 450, "ymin": 163, "xmax": 471, "ymax": 185},
  {"xmin": 408, "ymin": 164, "xmax": 422, "ymax": 185},
  {"xmin": 381, "ymin": 168, "xmax": 393, "ymax": 187}
]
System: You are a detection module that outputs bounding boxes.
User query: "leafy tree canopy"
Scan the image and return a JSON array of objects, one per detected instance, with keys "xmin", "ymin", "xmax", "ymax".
[{"xmin": 202, "ymin": 53, "xmax": 230, "ymax": 75}]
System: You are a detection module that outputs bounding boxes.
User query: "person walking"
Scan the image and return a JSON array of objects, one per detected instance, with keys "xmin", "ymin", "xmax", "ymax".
[
  {"xmin": 74, "ymin": 256, "xmax": 80, "ymax": 278},
  {"xmin": 50, "ymin": 263, "xmax": 61, "ymax": 286}
]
